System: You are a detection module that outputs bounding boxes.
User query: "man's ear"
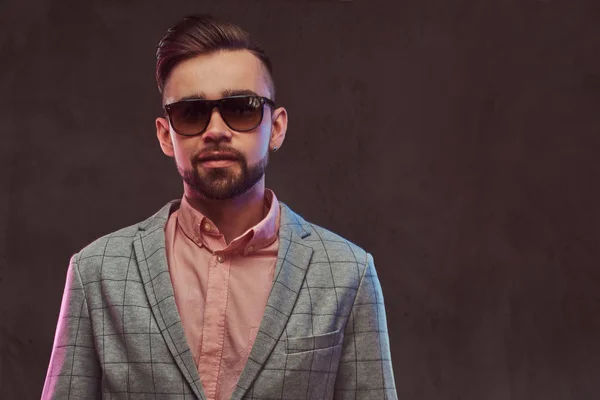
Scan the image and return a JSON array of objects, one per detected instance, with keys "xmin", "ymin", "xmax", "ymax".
[
  {"xmin": 269, "ymin": 107, "xmax": 288, "ymax": 151},
  {"xmin": 156, "ymin": 117, "xmax": 174, "ymax": 157}
]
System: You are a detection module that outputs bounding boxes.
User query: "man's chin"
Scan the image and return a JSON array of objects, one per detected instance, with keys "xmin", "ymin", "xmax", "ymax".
[
  {"xmin": 193, "ymin": 186, "xmax": 245, "ymax": 201},
  {"xmin": 197, "ymin": 166, "xmax": 241, "ymax": 180}
]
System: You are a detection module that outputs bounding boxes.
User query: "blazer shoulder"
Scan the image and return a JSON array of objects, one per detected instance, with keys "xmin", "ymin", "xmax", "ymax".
[
  {"xmin": 73, "ymin": 200, "xmax": 177, "ymax": 266},
  {"xmin": 72, "ymin": 221, "xmax": 139, "ymax": 263},
  {"xmin": 61, "ymin": 222, "xmax": 141, "ymax": 285},
  {"xmin": 280, "ymin": 202, "xmax": 370, "ymax": 264},
  {"xmin": 303, "ymin": 218, "xmax": 370, "ymax": 267},
  {"xmin": 69, "ymin": 199, "xmax": 176, "ymax": 281}
]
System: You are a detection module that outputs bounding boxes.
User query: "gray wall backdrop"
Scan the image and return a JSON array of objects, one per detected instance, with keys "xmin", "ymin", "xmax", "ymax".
[{"xmin": 1, "ymin": 0, "xmax": 600, "ymax": 398}]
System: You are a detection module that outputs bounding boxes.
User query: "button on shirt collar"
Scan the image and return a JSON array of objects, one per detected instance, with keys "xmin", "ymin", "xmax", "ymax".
[{"xmin": 177, "ymin": 189, "xmax": 280, "ymax": 255}]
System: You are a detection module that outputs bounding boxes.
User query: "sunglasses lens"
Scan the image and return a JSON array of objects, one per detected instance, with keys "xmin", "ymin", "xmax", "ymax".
[
  {"xmin": 168, "ymin": 102, "xmax": 211, "ymax": 135},
  {"xmin": 220, "ymin": 96, "xmax": 263, "ymax": 131},
  {"xmin": 167, "ymin": 96, "xmax": 266, "ymax": 135}
]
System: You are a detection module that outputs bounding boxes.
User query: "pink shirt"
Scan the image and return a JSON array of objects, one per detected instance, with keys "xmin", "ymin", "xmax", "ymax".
[{"xmin": 164, "ymin": 190, "xmax": 280, "ymax": 400}]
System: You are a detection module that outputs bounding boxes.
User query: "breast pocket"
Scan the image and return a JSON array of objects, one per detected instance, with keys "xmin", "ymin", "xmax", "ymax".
[
  {"xmin": 278, "ymin": 329, "xmax": 345, "ymax": 399},
  {"xmin": 286, "ymin": 328, "xmax": 344, "ymax": 355}
]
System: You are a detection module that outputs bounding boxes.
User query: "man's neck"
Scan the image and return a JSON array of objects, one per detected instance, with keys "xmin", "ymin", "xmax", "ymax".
[{"xmin": 183, "ymin": 182, "xmax": 267, "ymax": 245}]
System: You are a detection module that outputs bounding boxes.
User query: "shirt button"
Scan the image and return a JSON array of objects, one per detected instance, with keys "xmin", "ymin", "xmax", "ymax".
[
  {"xmin": 247, "ymin": 245, "xmax": 254, "ymax": 253},
  {"xmin": 203, "ymin": 223, "xmax": 211, "ymax": 232},
  {"xmin": 217, "ymin": 255, "xmax": 225, "ymax": 263}
]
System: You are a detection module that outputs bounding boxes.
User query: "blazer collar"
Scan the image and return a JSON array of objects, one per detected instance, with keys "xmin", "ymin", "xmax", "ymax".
[
  {"xmin": 137, "ymin": 199, "xmax": 179, "ymax": 232},
  {"xmin": 132, "ymin": 199, "xmax": 206, "ymax": 399},
  {"xmin": 231, "ymin": 201, "xmax": 313, "ymax": 399}
]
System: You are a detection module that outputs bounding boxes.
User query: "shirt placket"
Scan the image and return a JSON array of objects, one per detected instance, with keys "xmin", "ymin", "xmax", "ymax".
[{"xmin": 197, "ymin": 249, "xmax": 231, "ymax": 400}]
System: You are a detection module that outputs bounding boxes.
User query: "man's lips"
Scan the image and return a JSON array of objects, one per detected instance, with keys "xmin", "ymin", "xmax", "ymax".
[
  {"xmin": 201, "ymin": 159, "xmax": 237, "ymax": 168},
  {"xmin": 197, "ymin": 152, "xmax": 239, "ymax": 162},
  {"xmin": 196, "ymin": 152, "xmax": 240, "ymax": 168}
]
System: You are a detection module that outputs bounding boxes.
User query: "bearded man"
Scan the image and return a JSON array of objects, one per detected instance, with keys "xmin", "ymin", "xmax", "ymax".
[{"xmin": 42, "ymin": 14, "xmax": 397, "ymax": 400}]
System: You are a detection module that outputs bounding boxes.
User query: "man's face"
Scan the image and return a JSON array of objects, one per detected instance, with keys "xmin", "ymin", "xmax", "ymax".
[{"xmin": 156, "ymin": 50, "xmax": 286, "ymax": 201}]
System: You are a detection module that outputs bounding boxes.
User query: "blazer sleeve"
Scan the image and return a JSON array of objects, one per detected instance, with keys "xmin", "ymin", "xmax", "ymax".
[
  {"xmin": 334, "ymin": 252, "xmax": 398, "ymax": 399},
  {"xmin": 41, "ymin": 254, "xmax": 101, "ymax": 399}
]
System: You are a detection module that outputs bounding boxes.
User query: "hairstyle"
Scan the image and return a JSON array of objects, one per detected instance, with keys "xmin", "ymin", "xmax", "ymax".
[{"xmin": 156, "ymin": 14, "xmax": 275, "ymax": 100}]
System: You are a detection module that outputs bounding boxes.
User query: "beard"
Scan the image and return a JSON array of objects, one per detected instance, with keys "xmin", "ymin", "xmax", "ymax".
[{"xmin": 177, "ymin": 146, "xmax": 269, "ymax": 200}]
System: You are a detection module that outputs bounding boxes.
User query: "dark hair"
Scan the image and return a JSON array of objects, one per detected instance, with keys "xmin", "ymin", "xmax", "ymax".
[{"xmin": 156, "ymin": 14, "xmax": 275, "ymax": 99}]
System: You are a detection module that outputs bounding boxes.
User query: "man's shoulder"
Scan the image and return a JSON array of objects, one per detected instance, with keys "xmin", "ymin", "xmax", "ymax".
[
  {"xmin": 281, "ymin": 202, "xmax": 370, "ymax": 265},
  {"xmin": 74, "ymin": 223, "xmax": 141, "ymax": 261},
  {"xmin": 73, "ymin": 200, "xmax": 177, "ymax": 265}
]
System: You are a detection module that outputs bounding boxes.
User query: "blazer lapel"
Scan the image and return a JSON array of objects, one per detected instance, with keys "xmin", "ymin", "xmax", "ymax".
[
  {"xmin": 231, "ymin": 202, "xmax": 314, "ymax": 399},
  {"xmin": 132, "ymin": 200, "xmax": 206, "ymax": 400}
]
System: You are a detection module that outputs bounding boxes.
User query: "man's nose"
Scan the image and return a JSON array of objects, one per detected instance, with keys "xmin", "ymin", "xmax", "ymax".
[{"xmin": 202, "ymin": 108, "xmax": 232, "ymax": 142}]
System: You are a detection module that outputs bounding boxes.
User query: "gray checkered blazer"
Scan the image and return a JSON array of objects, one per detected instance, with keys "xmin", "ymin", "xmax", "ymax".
[{"xmin": 42, "ymin": 200, "xmax": 397, "ymax": 399}]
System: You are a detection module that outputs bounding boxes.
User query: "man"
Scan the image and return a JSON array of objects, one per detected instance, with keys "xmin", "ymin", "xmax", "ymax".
[{"xmin": 42, "ymin": 14, "xmax": 397, "ymax": 400}]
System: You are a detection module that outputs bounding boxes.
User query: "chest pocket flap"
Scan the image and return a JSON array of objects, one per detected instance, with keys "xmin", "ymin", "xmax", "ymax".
[{"xmin": 286, "ymin": 328, "xmax": 344, "ymax": 354}]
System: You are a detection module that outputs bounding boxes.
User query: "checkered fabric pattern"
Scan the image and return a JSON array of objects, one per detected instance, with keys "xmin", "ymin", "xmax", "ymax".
[{"xmin": 42, "ymin": 200, "xmax": 397, "ymax": 400}]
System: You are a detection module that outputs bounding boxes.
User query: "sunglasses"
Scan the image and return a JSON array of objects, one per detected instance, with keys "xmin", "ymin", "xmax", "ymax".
[{"xmin": 164, "ymin": 95, "xmax": 276, "ymax": 136}]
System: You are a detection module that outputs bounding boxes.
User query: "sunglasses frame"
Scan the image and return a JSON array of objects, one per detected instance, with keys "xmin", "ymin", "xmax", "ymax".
[{"xmin": 164, "ymin": 95, "xmax": 276, "ymax": 136}]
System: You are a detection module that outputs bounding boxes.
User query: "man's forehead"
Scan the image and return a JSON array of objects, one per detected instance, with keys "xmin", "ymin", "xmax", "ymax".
[{"xmin": 163, "ymin": 50, "xmax": 270, "ymax": 103}]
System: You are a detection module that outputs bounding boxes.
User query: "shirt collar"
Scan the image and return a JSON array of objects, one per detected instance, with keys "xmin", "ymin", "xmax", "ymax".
[{"xmin": 177, "ymin": 189, "xmax": 280, "ymax": 254}]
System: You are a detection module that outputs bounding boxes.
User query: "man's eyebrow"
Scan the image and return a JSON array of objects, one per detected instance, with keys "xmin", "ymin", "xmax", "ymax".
[
  {"xmin": 175, "ymin": 89, "xmax": 260, "ymax": 103},
  {"xmin": 220, "ymin": 89, "xmax": 259, "ymax": 97},
  {"xmin": 176, "ymin": 93, "xmax": 206, "ymax": 101}
]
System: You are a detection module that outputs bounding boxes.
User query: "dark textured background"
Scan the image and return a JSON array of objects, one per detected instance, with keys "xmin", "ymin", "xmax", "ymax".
[{"xmin": 1, "ymin": 0, "xmax": 600, "ymax": 398}]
